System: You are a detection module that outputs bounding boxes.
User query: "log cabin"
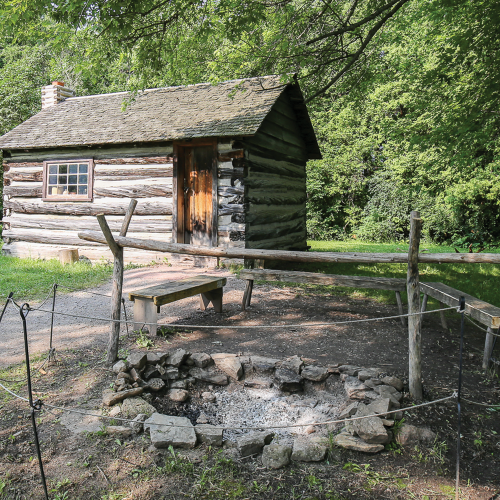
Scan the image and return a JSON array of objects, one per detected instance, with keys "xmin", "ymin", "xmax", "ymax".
[{"xmin": 0, "ymin": 76, "xmax": 321, "ymax": 266}]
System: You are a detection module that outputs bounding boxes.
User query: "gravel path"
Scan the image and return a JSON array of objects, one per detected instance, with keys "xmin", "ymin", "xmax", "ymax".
[{"xmin": 0, "ymin": 264, "xmax": 237, "ymax": 368}]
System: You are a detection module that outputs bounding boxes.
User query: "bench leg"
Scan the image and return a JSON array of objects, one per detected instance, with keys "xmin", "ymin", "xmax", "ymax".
[
  {"xmin": 242, "ymin": 280, "xmax": 254, "ymax": 311},
  {"xmin": 133, "ymin": 298, "xmax": 157, "ymax": 334},
  {"xmin": 395, "ymin": 291, "xmax": 406, "ymax": 327},
  {"xmin": 439, "ymin": 301, "xmax": 448, "ymax": 330},
  {"xmin": 483, "ymin": 327, "xmax": 495, "ymax": 370},
  {"xmin": 200, "ymin": 288, "xmax": 223, "ymax": 313}
]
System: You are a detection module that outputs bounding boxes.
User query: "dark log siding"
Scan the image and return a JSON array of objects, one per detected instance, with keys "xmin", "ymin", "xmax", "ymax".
[
  {"xmin": 2, "ymin": 146, "xmax": 175, "ymax": 263},
  {"xmin": 241, "ymin": 92, "xmax": 308, "ymax": 251}
]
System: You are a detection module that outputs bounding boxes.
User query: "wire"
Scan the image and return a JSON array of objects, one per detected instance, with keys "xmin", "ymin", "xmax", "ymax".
[
  {"xmin": 27, "ymin": 305, "xmax": 459, "ymax": 330},
  {"xmin": 461, "ymin": 398, "xmax": 500, "ymax": 408}
]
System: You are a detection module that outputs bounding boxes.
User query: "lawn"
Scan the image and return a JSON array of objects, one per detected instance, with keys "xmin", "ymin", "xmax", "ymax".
[
  {"xmin": 0, "ymin": 251, "xmax": 114, "ymax": 303},
  {"xmin": 290, "ymin": 240, "xmax": 500, "ymax": 308}
]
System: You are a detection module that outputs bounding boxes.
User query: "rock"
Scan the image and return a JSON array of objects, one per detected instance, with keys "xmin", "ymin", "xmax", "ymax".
[
  {"xmin": 202, "ymin": 392, "xmax": 216, "ymax": 402},
  {"xmin": 280, "ymin": 355, "xmax": 303, "ymax": 374},
  {"xmin": 291, "ymin": 438, "xmax": 327, "ymax": 462},
  {"xmin": 112, "ymin": 360, "xmax": 130, "ymax": 374},
  {"xmin": 211, "ymin": 354, "xmax": 243, "ymax": 380},
  {"xmin": 339, "ymin": 402, "xmax": 359, "ymax": 420},
  {"xmin": 116, "ymin": 372, "xmax": 132, "ymax": 382},
  {"xmin": 127, "ymin": 352, "xmax": 147, "ymax": 371},
  {"xmin": 146, "ymin": 353, "xmax": 161, "ymax": 365},
  {"xmin": 130, "ymin": 414, "xmax": 148, "ymax": 434},
  {"xmin": 237, "ymin": 431, "xmax": 274, "ymax": 457},
  {"xmin": 344, "ymin": 376, "xmax": 371, "ymax": 400},
  {"xmin": 161, "ymin": 367, "xmax": 180, "ymax": 381},
  {"xmin": 274, "ymin": 368, "xmax": 303, "ymax": 392},
  {"xmin": 157, "ymin": 352, "xmax": 169, "ymax": 364},
  {"xmin": 170, "ymin": 380, "xmax": 189, "ymax": 390},
  {"xmin": 305, "ymin": 425, "xmax": 316, "ymax": 434},
  {"xmin": 364, "ymin": 378, "xmax": 383, "ymax": 389},
  {"xmin": 197, "ymin": 412, "xmax": 209, "ymax": 424},
  {"xmin": 108, "ymin": 406, "xmax": 121, "ymax": 417},
  {"xmin": 143, "ymin": 365, "xmax": 161, "ymax": 380},
  {"xmin": 381, "ymin": 419, "xmax": 394, "ymax": 427},
  {"xmin": 365, "ymin": 398, "xmax": 391, "ymax": 417},
  {"xmin": 262, "ymin": 444, "xmax": 292, "ymax": 469},
  {"xmin": 375, "ymin": 384, "xmax": 402, "ymax": 401},
  {"xmin": 351, "ymin": 404, "xmax": 390, "ymax": 444},
  {"xmin": 195, "ymin": 424, "xmax": 223, "ymax": 446},
  {"xmin": 381, "ymin": 376, "xmax": 404, "ymax": 392},
  {"xmin": 142, "ymin": 393, "xmax": 153, "ymax": 403},
  {"xmin": 144, "ymin": 413, "xmax": 197, "ymax": 449},
  {"xmin": 251, "ymin": 356, "xmax": 280, "ymax": 374},
  {"xmin": 301, "ymin": 365, "xmax": 329, "ymax": 382},
  {"xmin": 167, "ymin": 349, "xmax": 189, "ymax": 367},
  {"xmin": 396, "ymin": 424, "xmax": 436, "ymax": 446},
  {"xmin": 334, "ymin": 429, "xmax": 384, "ymax": 453},
  {"xmin": 243, "ymin": 378, "xmax": 272, "ymax": 389},
  {"xmin": 357, "ymin": 368, "xmax": 381, "ymax": 381},
  {"xmin": 338, "ymin": 365, "xmax": 362, "ymax": 376},
  {"xmin": 168, "ymin": 389, "xmax": 189, "ymax": 402},
  {"xmin": 121, "ymin": 397, "xmax": 156, "ymax": 418},
  {"xmin": 103, "ymin": 387, "xmax": 144, "ymax": 406},
  {"xmin": 106, "ymin": 426, "xmax": 132, "ymax": 438},
  {"xmin": 190, "ymin": 367, "xmax": 228, "ymax": 386},
  {"xmin": 147, "ymin": 378, "xmax": 166, "ymax": 392},
  {"xmin": 190, "ymin": 352, "xmax": 212, "ymax": 368}
]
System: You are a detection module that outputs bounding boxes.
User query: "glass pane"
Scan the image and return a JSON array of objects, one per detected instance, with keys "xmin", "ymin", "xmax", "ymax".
[
  {"xmin": 79, "ymin": 164, "xmax": 88, "ymax": 173},
  {"xmin": 78, "ymin": 174, "xmax": 88, "ymax": 184},
  {"xmin": 68, "ymin": 185, "xmax": 77, "ymax": 194},
  {"xmin": 49, "ymin": 164, "xmax": 57, "ymax": 174},
  {"xmin": 69, "ymin": 164, "xmax": 78, "ymax": 174},
  {"xmin": 78, "ymin": 185, "xmax": 88, "ymax": 195},
  {"xmin": 57, "ymin": 186, "xmax": 65, "ymax": 195},
  {"xmin": 58, "ymin": 164, "xmax": 68, "ymax": 174},
  {"xmin": 48, "ymin": 175, "xmax": 57, "ymax": 185},
  {"xmin": 58, "ymin": 175, "xmax": 67, "ymax": 184},
  {"xmin": 68, "ymin": 175, "xmax": 78, "ymax": 185}
]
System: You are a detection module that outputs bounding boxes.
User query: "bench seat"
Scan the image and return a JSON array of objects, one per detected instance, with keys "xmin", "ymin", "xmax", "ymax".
[{"xmin": 129, "ymin": 275, "xmax": 226, "ymax": 333}]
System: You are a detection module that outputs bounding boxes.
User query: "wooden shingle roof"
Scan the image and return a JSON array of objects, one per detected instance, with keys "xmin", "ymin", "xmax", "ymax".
[{"xmin": 0, "ymin": 76, "xmax": 321, "ymax": 159}]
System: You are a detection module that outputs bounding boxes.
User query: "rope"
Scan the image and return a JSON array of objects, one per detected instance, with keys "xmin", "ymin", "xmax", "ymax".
[
  {"xmin": 465, "ymin": 316, "xmax": 500, "ymax": 337},
  {"xmin": 0, "ymin": 379, "xmax": 456, "ymax": 431},
  {"xmin": 462, "ymin": 398, "xmax": 500, "ymax": 408},
  {"xmin": 26, "ymin": 305, "xmax": 459, "ymax": 330},
  {"xmin": 56, "ymin": 284, "xmax": 112, "ymax": 298}
]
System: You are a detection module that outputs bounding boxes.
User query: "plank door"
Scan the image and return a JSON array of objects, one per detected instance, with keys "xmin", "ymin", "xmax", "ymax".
[{"xmin": 175, "ymin": 143, "xmax": 216, "ymax": 247}]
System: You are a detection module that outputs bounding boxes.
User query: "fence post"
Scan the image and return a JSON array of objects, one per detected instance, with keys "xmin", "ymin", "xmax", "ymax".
[{"xmin": 407, "ymin": 210, "xmax": 423, "ymax": 399}]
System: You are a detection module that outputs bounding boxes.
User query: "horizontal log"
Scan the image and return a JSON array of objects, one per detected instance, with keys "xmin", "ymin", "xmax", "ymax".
[
  {"xmin": 247, "ymin": 194, "xmax": 307, "ymax": 206},
  {"xmin": 217, "ymin": 167, "xmax": 245, "ymax": 179},
  {"xmin": 218, "ymin": 204, "xmax": 245, "ymax": 215},
  {"xmin": 94, "ymin": 166, "xmax": 173, "ymax": 180},
  {"xmin": 218, "ymin": 186, "xmax": 244, "ymax": 196},
  {"xmin": 247, "ymin": 155, "xmax": 306, "ymax": 179},
  {"xmin": 4, "ymin": 168, "xmax": 43, "ymax": 182},
  {"xmin": 95, "ymin": 156, "xmax": 173, "ymax": 165},
  {"xmin": 3, "ymin": 214, "xmax": 172, "ymax": 233},
  {"xmin": 246, "ymin": 219, "xmax": 305, "ymax": 241},
  {"xmin": 77, "ymin": 231, "xmax": 500, "ymax": 264},
  {"xmin": 240, "ymin": 269, "xmax": 407, "ymax": 291},
  {"xmin": 245, "ymin": 141, "xmax": 306, "ymax": 166},
  {"xmin": 2, "ymin": 161, "xmax": 42, "ymax": 168},
  {"xmin": 3, "ymin": 184, "xmax": 42, "ymax": 197},
  {"xmin": 419, "ymin": 282, "xmax": 500, "ymax": 328},
  {"xmin": 217, "ymin": 150, "xmax": 244, "ymax": 162},
  {"xmin": 3, "ymin": 228, "xmax": 172, "ymax": 247},
  {"xmin": 5, "ymin": 197, "xmax": 172, "ymax": 216},
  {"xmin": 94, "ymin": 184, "xmax": 172, "ymax": 198},
  {"xmin": 246, "ymin": 204, "xmax": 306, "ymax": 224}
]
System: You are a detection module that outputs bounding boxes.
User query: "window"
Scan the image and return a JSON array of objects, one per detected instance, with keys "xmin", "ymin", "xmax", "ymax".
[{"xmin": 43, "ymin": 159, "xmax": 93, "ymax": 201}]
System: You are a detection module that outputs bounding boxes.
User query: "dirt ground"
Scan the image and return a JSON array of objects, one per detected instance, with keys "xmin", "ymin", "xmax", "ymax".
[{"xmin": 0, "ymin": 263, "xmax": 499, "ymax": 499}]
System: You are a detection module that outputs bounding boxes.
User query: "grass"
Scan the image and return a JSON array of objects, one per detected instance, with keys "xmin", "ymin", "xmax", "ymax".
[
  {"xmin": 281, "ymin": 240, "xmax": 500, "ymax": 308},
  {"xmin": 0, "ymin": 251, "xmax": 114, "ymax": 302}
]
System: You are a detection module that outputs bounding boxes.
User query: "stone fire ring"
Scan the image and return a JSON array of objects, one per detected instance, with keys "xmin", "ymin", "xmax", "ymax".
[{"xmin": 100, "ymin": 350, "xmax": 435, "ymax": 469}]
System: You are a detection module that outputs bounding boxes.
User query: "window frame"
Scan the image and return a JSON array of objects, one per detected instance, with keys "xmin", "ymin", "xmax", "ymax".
[{"xmin": 42, "ymin": 159, "xmax": 94, "ymax": 202}]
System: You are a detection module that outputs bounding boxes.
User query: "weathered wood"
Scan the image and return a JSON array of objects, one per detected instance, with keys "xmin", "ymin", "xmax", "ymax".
[
  {"xmin": 218, "ymin": 204, "xmax": 245, "ymax": 216},
  {"xmin": 5, "ymin": 197, "xmax": 172, "ymax": 216},
  {"xmin": 97, "ymin": 215, "xmax": 121, "ymax": 258},
  {"xmin": 95, "ymin": 166, "xmax": 173, "ymax": 180},
  {"xmin": 439, "ymin": 301, "xmax": 448, "ymax": 330},
  {"xmin": 96, "ymin": 156, "xmax": 173, "ymax": 165},
  {"xmin": 120, "ymin": 199, "xmax": 138, "ymax": 236},
  {"xmin": 58, "ymin": 248, "xmax": 79, "ymax": 265},
  {"xmin": 94, "ymin": 184, "xmax": 172, "ymax": 198},
  {"xmin": 247, "ymin": 155, "xmax": 306, "ymax": 178},
  {"xmin": 246, "ymin": 219, "xmax": 305, "ymax": 242},
  {"xmin": 407, "ymin": 211, "xmax": 422, "ymax": 399},
  {"xmin": 217, "ymin": 150, "xmax": 244, "ymax": 162},
  {"xmin": 4, "ymin": 170, "xmax": 43, "ymax": 182},
  {"xmin": 242, "ymin": 279, "xmax": 254, "ymax": 310},
  {"xmin": 239, "ymin": 269, "xmax": 407, "ymax": 290},
  {"xmin": 129, "ymin": 276, "xmax": 226, "ymax": 307},
  {"xmin": 419, "ymin": 282, "xmax": 500, "ymax": 329},
  {"xmin": 247, "ymin": 194, "xmax": 307, "ymax": 206},
  {"xmin": 483, "ymin": 328, "xmax": 495, "ymax": 369},
  {"xmin": 3, "ymin": 214, "xmax": 172, "ymax": 233},
  {"xmin": 218, "ymin": 186, "xmax": 245, "ymax": 197},
  {"xmin": 395, "ymin": 291, "xmax": 406, "ymax": 327},
  {"xmin": 245, "ymin": 205, "xmax": 306, "ymax": 225},
  {"xmin": 3, "ymin": 184, "xmax": 42, "ymax": 197},
  {"xmin": 2, "ymin": 161, "xmax": 43, "ymax": 168},
  {"xmin": 217, "ymin": 167, "xmax": 245, "ymax": 179}
]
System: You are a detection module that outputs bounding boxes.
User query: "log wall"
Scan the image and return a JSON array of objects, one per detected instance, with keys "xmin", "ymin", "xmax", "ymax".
[{"xmin": 2, "ymin": 147, "xmax": 176, "ymax": 264}]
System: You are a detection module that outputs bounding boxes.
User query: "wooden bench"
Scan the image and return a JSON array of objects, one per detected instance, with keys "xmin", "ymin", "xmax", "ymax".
[
  {"xmin": 129, "ymin": 275, "xmax": 226, "ymax": 333},
  {"xmin": 419, "ymin": 281, "xmax": 500, "ymax": 368},
  {"xmin": 239, "ymin": 269, "xmax": 408, "ymax": 326}
]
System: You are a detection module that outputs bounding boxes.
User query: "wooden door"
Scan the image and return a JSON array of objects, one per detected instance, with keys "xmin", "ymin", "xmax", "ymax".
[{"xmin": 176, "ymin": 143, "xmax": 216, "ymax": 246}]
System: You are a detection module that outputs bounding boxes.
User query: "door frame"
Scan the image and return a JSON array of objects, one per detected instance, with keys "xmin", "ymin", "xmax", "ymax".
[{"xmin": 172, "ymin": 138, "xmax": 218, "ymax": 246}]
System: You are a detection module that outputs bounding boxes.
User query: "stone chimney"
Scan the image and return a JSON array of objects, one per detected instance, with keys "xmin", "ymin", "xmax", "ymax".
[{"xmin": 41, "ymin": 81, "xmax": 76, "ymax": 109}]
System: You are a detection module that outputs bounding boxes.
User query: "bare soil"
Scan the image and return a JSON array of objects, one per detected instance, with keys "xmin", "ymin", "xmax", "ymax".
[{"xmin": 0, "ymin": 264, "xmax": 499, "ymax": 499}]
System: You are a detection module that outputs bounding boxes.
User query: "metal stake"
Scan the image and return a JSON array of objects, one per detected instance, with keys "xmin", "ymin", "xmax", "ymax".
[
  {"xmin": 20, "ymin": 303, "xmax": 49, "ymax": 500},
  {"xmin": 455, "ymin": 296, "xmax": 465, "ymax": 500},
  {"xmin": 0, "ymin": 292, "xmax": 14, "ymax": 325}
]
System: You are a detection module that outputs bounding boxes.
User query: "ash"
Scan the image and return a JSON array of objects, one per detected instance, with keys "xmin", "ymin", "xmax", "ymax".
[{"xmin": 197, "ymin": 378, "xmax": 347, "ymax": 445}]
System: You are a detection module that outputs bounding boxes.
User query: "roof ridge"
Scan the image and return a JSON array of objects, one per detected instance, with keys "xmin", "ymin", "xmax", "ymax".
[{"xmin": 67, "ymin": 75, "xmax": 282, "ymax": 102}]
